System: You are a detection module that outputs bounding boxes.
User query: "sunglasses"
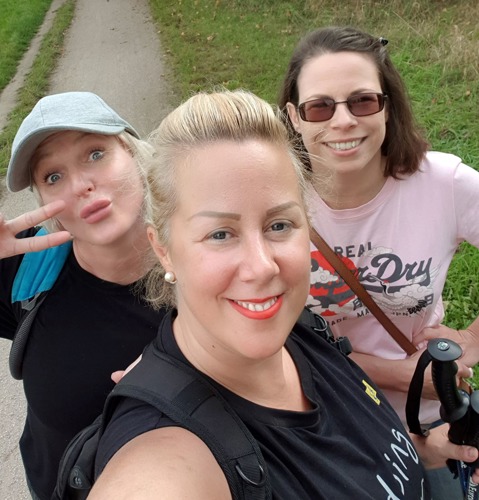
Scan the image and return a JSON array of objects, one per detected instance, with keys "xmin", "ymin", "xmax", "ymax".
[{"xmin": 297, "ymin": 93, "xmax": 388, "ymax": 123}]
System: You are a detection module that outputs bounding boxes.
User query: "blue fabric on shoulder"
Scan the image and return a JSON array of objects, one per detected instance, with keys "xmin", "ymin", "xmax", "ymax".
[{"xmin": 12, "ymin": 228, "xmax": 72, "ymax": 302}]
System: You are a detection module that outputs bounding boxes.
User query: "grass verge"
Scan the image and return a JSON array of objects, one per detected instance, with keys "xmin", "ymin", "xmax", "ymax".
[
  {"xmin": 0, "ymin": 0, "xmax": 76, "ymax": 181},
  {"xmin": 148, "ymin": 0, "xmax": 479, "ymax": 382},
  {"xmin": 0, "ymin": 0, "xmax": 54, "ymax": 91}
]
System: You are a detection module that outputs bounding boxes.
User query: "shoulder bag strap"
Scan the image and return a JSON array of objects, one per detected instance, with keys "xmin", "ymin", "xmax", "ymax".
[{"xmin": 309, "ymin": 227, "xmax": 417, "ymax": 356}]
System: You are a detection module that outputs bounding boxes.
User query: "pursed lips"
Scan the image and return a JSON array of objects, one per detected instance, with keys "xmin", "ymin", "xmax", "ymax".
[{"xmin": 80, "ymin": 199, "xmax": 111, "ymax": 220}]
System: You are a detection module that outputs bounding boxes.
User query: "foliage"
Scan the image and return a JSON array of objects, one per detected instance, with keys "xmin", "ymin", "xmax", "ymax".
[
  {"xmin": 0, "ymin": 0, "xmax": 76, "ymax": 179},
  {"xmin": 148, "ymin": 0, "xmax": 479, "ymax": 382},
  {"xmin": 0, "ymin": 0, "xmax": 54, "ymax": 91}
]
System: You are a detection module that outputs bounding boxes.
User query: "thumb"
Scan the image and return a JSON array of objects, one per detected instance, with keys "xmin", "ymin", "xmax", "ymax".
[
  {"xmin": 415, "ymin": 326, "xmax": 441, "ymax": 346},
  {"xmin": 111, "ymin": 370, "xmax": 125, "ymax": 384},
  {"xmin": 110, "ymin": 354, "xmax": 142, "ymax": 384},
  {"xmin": 456, "ymin": 363, "xmax": 474, "ymax": 380},
  {"xmin": 456, "ymin": 445, "xmax": 479, "ymax": 464}
]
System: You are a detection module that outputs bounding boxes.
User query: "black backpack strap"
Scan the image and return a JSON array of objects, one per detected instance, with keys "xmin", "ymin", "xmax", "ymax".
[
  {"xmin": 299, "ymin": 307, "xmax": 352, "ymax": 356},
  {"xmin": 10, "ymin": 232, "xmax": 71, "ymax": 380},
  {"xmin": 105, "ymin": 343, "xmax": 271, "ymax": 500},
  {"xmin": 405, "ymin": 349, "xmax": 433, "ymax": 437},
  {"xmin": 9, "ymin": 292, "xmax": 48, "ymax": 380}
]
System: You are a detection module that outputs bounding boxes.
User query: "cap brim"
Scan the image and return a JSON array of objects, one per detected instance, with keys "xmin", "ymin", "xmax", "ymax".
[{"xmin": 7, "ymin": 124, "xmax": 138, "ymax": 192}]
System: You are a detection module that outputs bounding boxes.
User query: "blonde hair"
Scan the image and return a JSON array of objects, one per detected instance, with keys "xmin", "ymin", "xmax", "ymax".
[
  {"xmin": 143, "ymin": 88, "xmax": 310, "ymax": 309},
  {"xmin": 31, "ymin": 132, "xmax": 152, "ymax": 233}
]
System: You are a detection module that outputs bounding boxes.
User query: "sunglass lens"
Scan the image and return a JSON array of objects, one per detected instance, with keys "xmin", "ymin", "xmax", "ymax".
[
  {"xmin": 302, "ymin": 98, "xmax": 335, "ymax": 121},
  {"xmin": 348, "ymin": 94, "xmax": 382, "ymax": 116}
]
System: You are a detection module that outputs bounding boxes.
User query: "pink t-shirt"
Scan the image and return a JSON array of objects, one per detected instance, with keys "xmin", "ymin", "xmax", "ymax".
[{"xmin": 308, "ymin": 151, "xmax": 479, "ymax": 423}]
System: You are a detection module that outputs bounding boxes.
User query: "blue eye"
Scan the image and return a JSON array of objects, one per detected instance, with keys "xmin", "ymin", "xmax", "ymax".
[
  {"xmin": 89, "ymin": 150, "xmax": 104, "ymax": 161},
  {"xmin": 271, "ymin": 222, "xmax": 289, "ymax": 232},
  {"xmin": 45, "ymin": 173, "xmax": 61, "ymax": 185},
  {"xmin": 211, "ymin": 231, "xmax": 228, "ymax": 240}
]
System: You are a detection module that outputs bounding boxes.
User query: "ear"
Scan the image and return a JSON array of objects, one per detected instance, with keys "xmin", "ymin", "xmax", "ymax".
[
  {"xmin": 147, "ymin": 227, "xmax": 173, "ymax": 271},
  {"xmin": 286, "ymin": 102, "xmax": 302, "ymax": 133}
]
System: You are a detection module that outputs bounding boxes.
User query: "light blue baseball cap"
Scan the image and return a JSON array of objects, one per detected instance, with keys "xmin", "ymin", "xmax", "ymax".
[{"xmin": 6, "ymin": 91, "xmax": 139, "ymax": 192}]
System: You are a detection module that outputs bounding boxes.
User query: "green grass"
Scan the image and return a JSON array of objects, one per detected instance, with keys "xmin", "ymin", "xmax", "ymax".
[
  {"xmin": 148, "ymin": 0, "xmax": 479, "ymax": 382},
  {"xmin": 0, "ymin": 0, "xmax": 478, "ymax": 382},
  {"xmin": 0, "ymin": 0, "xmax": 54, "ymax": 91},
  {"xmin": 0, "ymin": 0, "xmax": 76, "ymax": 183}
]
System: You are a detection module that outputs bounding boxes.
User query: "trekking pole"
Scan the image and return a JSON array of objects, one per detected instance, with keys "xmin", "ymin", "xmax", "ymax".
[{"xmin": 428, "ymin": 339, "xmax": 479, "ymax": 499}]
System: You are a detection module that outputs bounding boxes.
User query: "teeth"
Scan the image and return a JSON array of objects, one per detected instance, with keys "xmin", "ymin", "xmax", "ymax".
[
  {"xmin": 326, "ymin": 140, "xmax": 361, "ymax": 151},
  {"xmin": 235, "ymin": 297, "xmax": 278, "ymax": 312}
]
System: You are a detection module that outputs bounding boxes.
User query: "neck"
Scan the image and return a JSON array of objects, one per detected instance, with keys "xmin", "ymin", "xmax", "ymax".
[
  {"xmin": 73, "ymin": 236, "xmax": 155, "ymax": 284},
  {"xmin": 173, "ymin": 318, "xmax": 309, "ymax": 411},
  {"xmin": 312, "ymin": 155, "xmax": 387, "ymax": 210}
]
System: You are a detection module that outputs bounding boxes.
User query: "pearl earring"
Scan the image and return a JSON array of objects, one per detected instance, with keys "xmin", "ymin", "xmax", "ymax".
[{"xmin": 164, "ymin": 271, "xmax": 177, "ymax": 284}]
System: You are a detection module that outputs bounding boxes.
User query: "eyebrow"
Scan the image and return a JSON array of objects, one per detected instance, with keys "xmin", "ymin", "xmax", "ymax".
[
  {"xmin": 188, "ymin": 201, "xmax": 301, "ymax": 221},
  {"xmin": 33, "ymin": 132, "xmax": 96, "ymax": 165},
  {"xmin": 266, "ymin": 201, "xmax": 301, "ymax": 216},
  {"xmin": 188, "ymin": 210, "xmax": 240, "ymax": 221}
]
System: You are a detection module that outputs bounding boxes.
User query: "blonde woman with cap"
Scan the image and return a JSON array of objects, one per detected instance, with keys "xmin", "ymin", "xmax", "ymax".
[{"xmin": 0, "ymin": 92, "xmax": 168, "ymax": 500}]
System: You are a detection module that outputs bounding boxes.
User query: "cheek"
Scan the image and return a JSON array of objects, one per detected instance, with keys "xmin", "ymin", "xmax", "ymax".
[
  {"xmin": 175, "ymin": 248, "xmax": 234, "ymax": 295},
  {"xmin": 282, "ymin": 243, "xmax": 312, "ymax": 289},
  {"xmin": 299, "ymin": 125, "xmax": 323, "ymax": 151},
  {"xmin": 117, "ymin": 173, "xmax": 145, "ymax": 207},
  {"xmin": 54, "ymin": 205, "xmax": 76, "ymax": 226}
]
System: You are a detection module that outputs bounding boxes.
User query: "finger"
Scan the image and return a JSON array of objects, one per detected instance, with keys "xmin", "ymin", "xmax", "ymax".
[
  {"xmin": 6, "ymin": 200, "xmax": 67, "ymax": 234},
  {"xmin": 456, "ymin": 364, "xmax": 474, "ymax": 379},
  {"xmin": 111, "ymin": 356, "xmax": 142, "ymax": 384},
  {"xmin": 420, "ymin": 327, "xmax": 441, "ymax": 341},
  {"xmin": 456, "ymin": 445, "xmax": 478, "ymax": 463},
  {"xmin": 111, "ymin": 370, "xmax": 125, "ymax": 384},
  {"xmin": 12, "ymin": 230, "xmax": 72, "ymax": 255},
  {"xmin": 124, "ymin": 355, "xmax": 142, "ymax": 375}
]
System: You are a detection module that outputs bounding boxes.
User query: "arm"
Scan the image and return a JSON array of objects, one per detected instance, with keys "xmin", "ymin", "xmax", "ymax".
[
  {"xmin": 350, "ymin": 350, "xmax": 472, "ymax": 400},
  {"xmin": 89, "ymin": 427, "xmax": 231, "ymax": 500},
  {"xmin": 0, "ymin": 200, "xmax": 71, "ymax": 258}
]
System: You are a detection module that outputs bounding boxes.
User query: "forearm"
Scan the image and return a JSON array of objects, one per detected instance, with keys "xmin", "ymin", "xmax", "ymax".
[
  {"xmin": 349, "ymin": 351, "xmax": 414, "ymax": 393},
  {"xmin": 465, "ymin": 316, "xmax": 479, "ymax": 338}
]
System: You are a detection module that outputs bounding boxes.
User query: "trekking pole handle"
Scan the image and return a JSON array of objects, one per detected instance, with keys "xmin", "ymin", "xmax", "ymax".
[{"xmin": 428, "ymin": 338, "xmax": 469, "ymax": 425}]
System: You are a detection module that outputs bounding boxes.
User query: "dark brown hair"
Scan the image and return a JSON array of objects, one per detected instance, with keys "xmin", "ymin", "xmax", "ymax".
[{"xmin": 278, "ymin": 26, "xmax": 429, "ymax": 177}]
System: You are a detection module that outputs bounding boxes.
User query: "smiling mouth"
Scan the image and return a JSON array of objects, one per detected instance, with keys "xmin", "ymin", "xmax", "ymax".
[
  {"xmin": 325, "ymin": 139, "xmax": 362, "ymax": 151},
  {"xmin": 234, "ymin": 297, "xmax": 278, "ymax": 312}
]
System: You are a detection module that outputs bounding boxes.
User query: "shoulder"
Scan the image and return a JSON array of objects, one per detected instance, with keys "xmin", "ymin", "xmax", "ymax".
[
  {"xmin": 419, "ymin": 151, "xmax": 478, "ymax": 179},
  {"xmin": 423, "ymin": 150, "xmax": 462, "ymax": 168},
  {"xmin": 420, "ymin": 151, "xmax": 479, "ymax": 191},
  {"xmin": 90, "ymin": 426, "xmax": 231, "ymax": 500},
  {"xmin": 403, "ymin": 151, "xmax": 479, "ymax": 192},
  {"xmin": 413, "ymin": 151, "xmax": 461, "ymax": 180}
]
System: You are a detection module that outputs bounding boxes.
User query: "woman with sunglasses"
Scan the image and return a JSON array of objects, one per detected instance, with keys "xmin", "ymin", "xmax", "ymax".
[{"xmin": 279, "ymin": 26, "xmax": 479, "ymax": 499}]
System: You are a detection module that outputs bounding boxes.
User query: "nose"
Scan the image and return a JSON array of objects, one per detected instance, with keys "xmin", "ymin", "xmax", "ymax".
[
  {"xmin": 70, "ymin": 171, "xmax": 95, "ymax": 197},
  {"xmin": 238, "ymin": 234, "xmax": 280, "ymax": 283},
  {"xmin": 329, "ymin": 102, "xmax": 358, "ymax": 129}
]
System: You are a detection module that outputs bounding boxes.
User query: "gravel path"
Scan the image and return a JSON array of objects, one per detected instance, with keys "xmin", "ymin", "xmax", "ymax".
[{"xmin": 0, "ymin": 0, "xmax": 173, "ymax": 496}]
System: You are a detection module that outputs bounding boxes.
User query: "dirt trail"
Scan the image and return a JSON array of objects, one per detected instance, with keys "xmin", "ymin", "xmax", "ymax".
[{"xmin": 0, "ymin": 0, "xmax": 173, "ymax": 496}]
